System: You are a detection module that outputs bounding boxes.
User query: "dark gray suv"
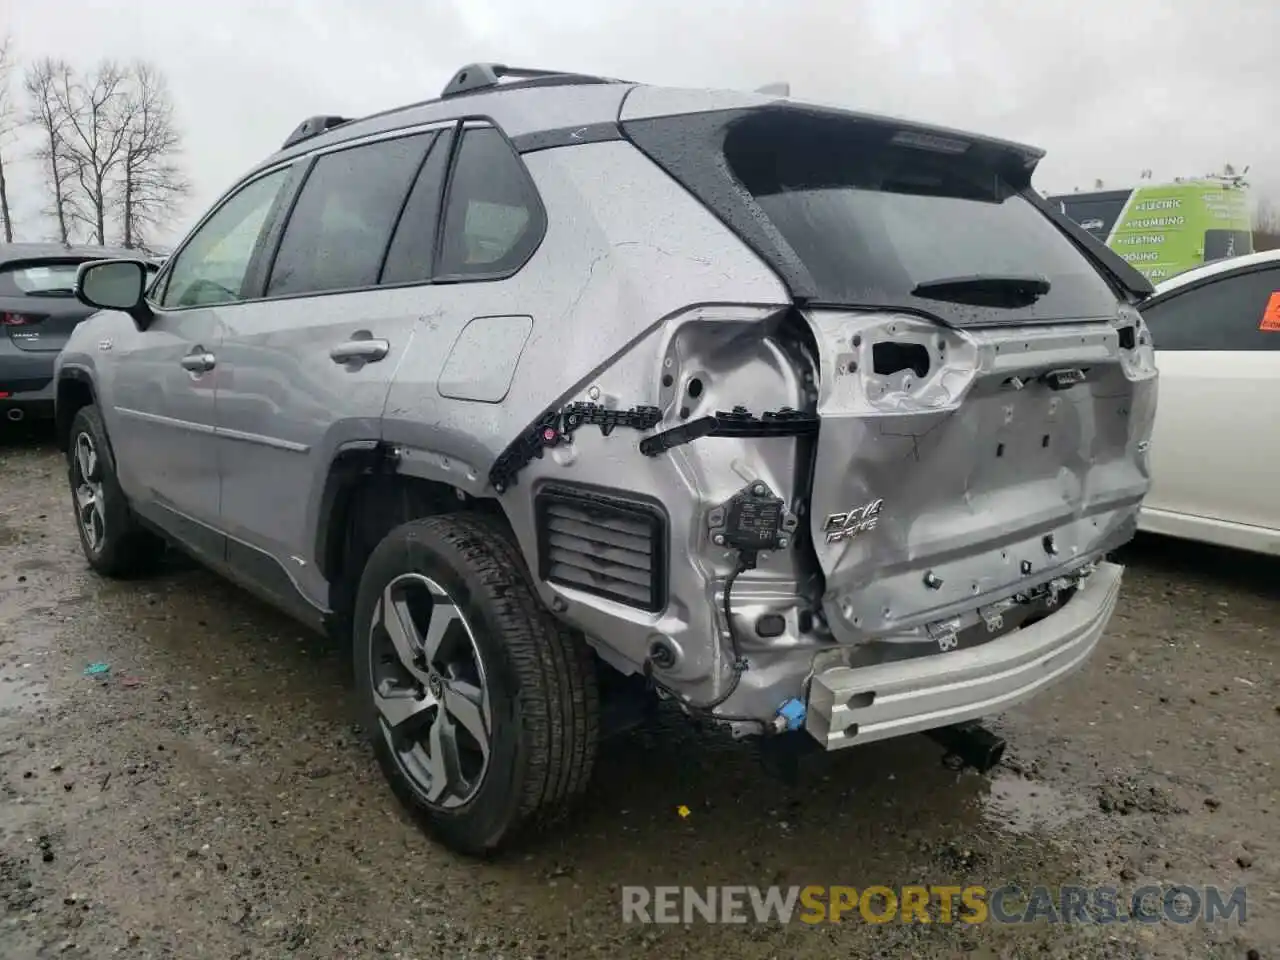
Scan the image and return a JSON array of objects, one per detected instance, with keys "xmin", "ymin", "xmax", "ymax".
[
  {"xmin": 0, "ymin": 244, "xmax": 156, "ymax": 423},
  {"xmin": 55, "ymin": 63, "xmax": 1158, "ymax": 855}
]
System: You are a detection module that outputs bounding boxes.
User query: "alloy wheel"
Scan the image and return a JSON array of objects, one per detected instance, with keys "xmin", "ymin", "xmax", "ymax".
[
  {"xmin": 368, "ymin": 572, "xmax": 492, "ymax": 808},
  {"xmin": 73, "ymin": 432, "xmax": 106, "ymax": 554}
]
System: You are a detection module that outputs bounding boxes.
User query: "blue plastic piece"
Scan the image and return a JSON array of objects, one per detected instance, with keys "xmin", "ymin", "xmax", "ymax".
[{"xmin": 776, "ymin": 697, "xmax": 806, "ymax": 731}]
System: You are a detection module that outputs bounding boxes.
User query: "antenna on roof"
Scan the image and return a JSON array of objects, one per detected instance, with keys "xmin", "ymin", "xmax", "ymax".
[{"xmin": 755, "ymin": 82, "xmax": 790, "ymax": 96}]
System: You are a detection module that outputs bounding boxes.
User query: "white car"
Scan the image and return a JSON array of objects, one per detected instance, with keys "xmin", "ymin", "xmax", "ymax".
[{"xmin": 1138, "ymin": 248, "xmax": 1280, "ymax": 555}]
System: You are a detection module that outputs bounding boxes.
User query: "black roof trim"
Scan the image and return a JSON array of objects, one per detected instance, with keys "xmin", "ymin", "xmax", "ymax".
[
  {"xmin": 440, "ymin": 62, "xmax": 625, "ymax": 98},
  {"xmin": 282, "ymin": 115, "xmax": 352, "ymax": 150},
  {"xmin": 511, "ymin": 121, "xmax": 622, "ymax": 153}
]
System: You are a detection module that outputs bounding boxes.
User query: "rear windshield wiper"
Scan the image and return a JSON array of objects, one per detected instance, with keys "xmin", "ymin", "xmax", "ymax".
[{"xmin": 911, "ymin": 274, "xmax": 1051, "ymax": 307}]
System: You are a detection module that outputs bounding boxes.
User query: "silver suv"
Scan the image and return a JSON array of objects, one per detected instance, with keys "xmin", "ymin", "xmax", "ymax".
[{"xmin": 56, "ymin": 63, "xmax": 1158, "ymax": 855}]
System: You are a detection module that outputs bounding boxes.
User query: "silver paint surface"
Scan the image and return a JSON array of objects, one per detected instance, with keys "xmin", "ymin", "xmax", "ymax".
[
  {"xmin": 436, "ymin": 315, "xmax": 533, "ymax": 403},
  {"xmin": 55, "ymin": 83, "xmax": 1157, "ymax": 738}
]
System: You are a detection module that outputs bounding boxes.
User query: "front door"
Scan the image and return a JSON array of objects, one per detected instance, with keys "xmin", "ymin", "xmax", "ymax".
[
  {"xmin": 109, "ymin": 165, "xmax": 295, "ymax": 557},
  {"xmin": 107, "ymin": 309, "xmax": 224, "ymax": 549}
]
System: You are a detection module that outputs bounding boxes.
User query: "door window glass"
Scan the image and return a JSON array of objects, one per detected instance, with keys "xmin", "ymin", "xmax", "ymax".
[
  {"xmin": 161, "ymin": 169, "xmax": 290, "ymax": 308},
  {"xmin": 267, "ymin": 133, "xmax": 433, "ymax": 297},
  {"xmin": 380, "ymin": 130, "xmax": 452, "ymax": 286},
  {"xmin": 1141, "ymin": 266, "xmax": 1280, "ymax": 350}
]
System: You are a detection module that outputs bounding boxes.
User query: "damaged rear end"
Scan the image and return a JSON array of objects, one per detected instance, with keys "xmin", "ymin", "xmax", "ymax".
[
  {"xmin": 799, "ymin": 308, "xmax": 1152, "ymax": 748},
  {"xmin": 620, "ymin": 91, "xmax": 1157, "ymax": 747}
]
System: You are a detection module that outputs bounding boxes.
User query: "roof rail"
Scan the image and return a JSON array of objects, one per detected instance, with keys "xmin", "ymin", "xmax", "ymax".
[
  {"xmin": 281, "ymin": 115, "xmax": 352, "ymax": 150},
  {"xmin": 440, "ymin": 62, "xmax": 619, "ymax": 98}
]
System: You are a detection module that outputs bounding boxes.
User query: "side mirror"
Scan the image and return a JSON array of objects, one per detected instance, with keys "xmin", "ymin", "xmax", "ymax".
[{"xmin": 75, "ymin": 259, "xmax": 154, "ymax": 328}]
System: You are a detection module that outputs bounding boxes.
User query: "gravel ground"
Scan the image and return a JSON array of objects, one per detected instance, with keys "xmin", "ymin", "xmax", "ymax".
[{"xmin": 1, "ymin": 424, "xmax": 1277, "ymax": 959}]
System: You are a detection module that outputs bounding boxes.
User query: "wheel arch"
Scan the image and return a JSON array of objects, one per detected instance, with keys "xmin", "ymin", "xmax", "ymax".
[
  {"xmin": 55, "ymin": 367, "xmax": 98, "ymax": 453},
  {"xmin": 315, "ymin": 441, "xmax": 513, "ymax": 636}
]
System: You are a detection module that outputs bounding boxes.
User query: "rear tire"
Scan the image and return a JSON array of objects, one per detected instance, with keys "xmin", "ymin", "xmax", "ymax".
[
  {"xmin": 352, "ymin": 513, "xmax": 599, "ymax": 856},
  {"xmin": 66, "ymin": 404, "xmax": 165, "ymax": 578}
]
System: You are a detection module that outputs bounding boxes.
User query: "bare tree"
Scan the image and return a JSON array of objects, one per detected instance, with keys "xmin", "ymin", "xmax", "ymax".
[
  {"xmin": 23, "ymin": 57, "xmax": 75, "ymax": 244},
  {"xmin": 0, "ymin": 35, "xmax": 16, "ymax": 242},
  {"xmin": 53, "ymin": 60, "xmax": 132, "ymax": 245},
  {"xmin": 1253, "ymin": 196, "xmax": 1280, "ymax": 252},
  {"xmin": 22, "ymin": 58, "xmax": 189, "ymax": 249},
  {"xmin": 117, "ymin": 63, "xmax": 188, "ymax": 251},
  {"xmin": 1254, "ymin": 196, "xmax": 1280, "ymax": 234}
]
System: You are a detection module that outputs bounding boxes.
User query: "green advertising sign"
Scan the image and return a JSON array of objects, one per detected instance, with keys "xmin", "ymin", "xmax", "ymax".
[
  {"xmin": 1108, "ymin": 180, "xmax": 1252, "ymax": 282},
  {"xmin": 1048, "ymin": 179, "xmax": 1253, "ymax": 281}
]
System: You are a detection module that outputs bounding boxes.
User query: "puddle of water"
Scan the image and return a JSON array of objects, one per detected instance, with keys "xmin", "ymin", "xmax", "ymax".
[{"xmin": 980, "ymin": 770, "xmax": 1089, "ymax": 836}]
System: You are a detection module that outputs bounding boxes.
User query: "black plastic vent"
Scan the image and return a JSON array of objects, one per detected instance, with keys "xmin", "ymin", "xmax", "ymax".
[{"xmin": 534, "ymin": 484, "xmax": 667, "ymax": 613}]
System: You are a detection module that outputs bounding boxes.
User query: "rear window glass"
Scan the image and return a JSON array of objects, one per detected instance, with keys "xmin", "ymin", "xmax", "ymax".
[
  {"xmin": 627, "ymin": 110, "xmax": 1122, "ymax": 325},
  {"xmin": 2, "ymin": 262, "xmax": 83, "ymax": 296}
]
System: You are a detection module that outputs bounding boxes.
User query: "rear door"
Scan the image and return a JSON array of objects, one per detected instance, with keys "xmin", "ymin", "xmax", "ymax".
[
  {"xmin": 1139, "ymin": 263, "xmax": 1280, "ymax": 537},
  {"xmin": 213, "ymin": 125, "xmax": 450, "ymax": 608}
]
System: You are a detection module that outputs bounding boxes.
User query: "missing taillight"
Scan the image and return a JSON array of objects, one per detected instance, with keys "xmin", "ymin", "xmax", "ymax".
[
  {"xmin": 1117, "ymin": 325, "xmax": 1136, "ymax": 350},
  {"xmin": 872, "ymin": 341, "xmax": 930, "ymax": 378}
]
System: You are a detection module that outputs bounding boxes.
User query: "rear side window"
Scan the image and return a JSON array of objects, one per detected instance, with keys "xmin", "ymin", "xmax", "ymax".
[
  {"xmin": 436, "ymin": 128, "xmax": 543, "ymax": 279},
  {"xmin": 1141, "ymin": 265, "xmax": 1280, "ymax": 351},
  {"xmin": 626, "ymin": 109, "xmax": 1122, "ymax": 325},
  {"xmin": 267, "ymin": 132, "xmax": 434, "ymax": 297},
  {"xmin": 0, "ymin": 262, "xmax": 82, "ymax": 297}
]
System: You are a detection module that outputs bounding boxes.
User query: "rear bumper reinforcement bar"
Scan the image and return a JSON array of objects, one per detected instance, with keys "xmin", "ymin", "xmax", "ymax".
[{"xmin": 805, "ymin": 561, "xmax": 1124, "ymax": 750}]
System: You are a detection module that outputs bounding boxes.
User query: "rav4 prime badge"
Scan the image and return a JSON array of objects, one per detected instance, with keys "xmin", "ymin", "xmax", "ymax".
[{"xmin": 822, "ymin": 499, "xmax": 884, "ymax": 544}]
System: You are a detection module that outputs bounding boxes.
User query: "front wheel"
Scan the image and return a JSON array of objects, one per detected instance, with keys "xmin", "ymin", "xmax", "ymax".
[
  {"xmin": 66, "ymin": 404, "xmax": 165, "ymax": 578},
  {"xmin": 352, "ymin": 513, "xmax": 599, "ymax": 856}
]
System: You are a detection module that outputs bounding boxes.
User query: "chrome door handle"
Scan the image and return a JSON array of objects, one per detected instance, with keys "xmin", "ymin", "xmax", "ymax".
[
  {"xmin": 180, "ymin": 351, "xmax": 216, "ymax": 373},
  {"xmin": 330, "ymin": 337, "xmax": 389, "ymax": 364}
]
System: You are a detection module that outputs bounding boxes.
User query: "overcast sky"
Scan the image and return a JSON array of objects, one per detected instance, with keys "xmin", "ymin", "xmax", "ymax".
[{"xmin": 3, "ymin": 0, "xmax": 1276, "ymax": 247}]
